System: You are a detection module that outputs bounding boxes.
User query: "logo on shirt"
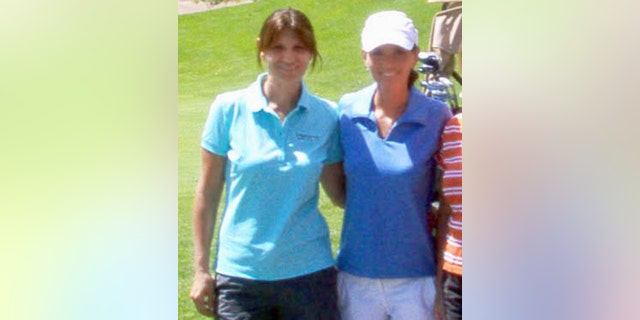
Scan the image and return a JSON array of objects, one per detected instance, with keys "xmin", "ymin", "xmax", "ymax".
[{"xmin": 295, "ymin": 133, "xmax": 319, "ymax": 142}]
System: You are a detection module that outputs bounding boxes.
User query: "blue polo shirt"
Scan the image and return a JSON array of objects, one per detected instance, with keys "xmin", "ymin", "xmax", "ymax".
[
  {"xmin": 201, "ymin": 73, "xmax": 342, "ymax": 280},
  {"xmin": 337, "ymin": 84, "xmax": 451, "ymax": 278}
]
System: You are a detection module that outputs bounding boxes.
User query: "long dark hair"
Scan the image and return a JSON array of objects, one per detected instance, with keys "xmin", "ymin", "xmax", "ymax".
[
  {"xmin": 408, "ymin": 45, "xmax": 419, "ymax": 88},
  {"xmin": 408, "ymin": 69, "xmax": 419, "ymax": 88}
]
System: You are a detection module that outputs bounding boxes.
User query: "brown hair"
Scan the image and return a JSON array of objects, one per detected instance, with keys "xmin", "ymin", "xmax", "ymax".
[
  {"xmin": 256, "ymin": 8, "xmax": 321, "ymax": 69},
  {"xmin": 408, "ymin": 46, "xmax": 419, "ymax": 88},
  {"xmin": 408, "ymin": 70, "xmax": 419, "ymax": 88}
]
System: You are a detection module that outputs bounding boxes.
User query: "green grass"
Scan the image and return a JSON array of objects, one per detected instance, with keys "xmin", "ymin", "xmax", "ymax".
[{"xmin": 179, "ymin": 1, "xmax": 443, "ymax": 318}]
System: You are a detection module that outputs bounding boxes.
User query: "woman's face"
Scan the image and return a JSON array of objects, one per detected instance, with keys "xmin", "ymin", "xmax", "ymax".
[
  {"xmin": 363, "ymin": 44, "xmax": 417, "ymax": 86},
  {"xmin": 260, "ymin": 30, "xmax": 312, "ymax": 82}
]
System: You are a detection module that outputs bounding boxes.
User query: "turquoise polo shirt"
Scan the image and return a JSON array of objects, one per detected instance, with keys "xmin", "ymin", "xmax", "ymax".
[
  {"xmin": 337, "ymin": 84, "xmax": 451, "ymax": 278},
  {"xmin": 201, "ymin": 73, "xmax": 342, "ymax": 280}
]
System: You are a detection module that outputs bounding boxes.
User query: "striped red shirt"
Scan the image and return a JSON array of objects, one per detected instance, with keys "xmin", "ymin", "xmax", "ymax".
[{"xmin": 439, "ymin": 113, "xmax": 462, "ymax": 276}]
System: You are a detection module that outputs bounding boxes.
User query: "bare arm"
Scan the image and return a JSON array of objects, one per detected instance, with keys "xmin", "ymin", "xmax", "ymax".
[
  {"xmin": 320, "ymin": 162, "xmax": 346, "ymax": 208},
  {"xmin": 435, "ymin": 197, "xmax": 452, "ymax": 268},
  {"xmin": 190, "ymin": 149, "xmax": 226, "ymax": 317}
]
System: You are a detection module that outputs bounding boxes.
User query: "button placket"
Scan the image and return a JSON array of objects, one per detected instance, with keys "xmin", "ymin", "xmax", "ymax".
[{"xmin": 283, "ymin": 110, "xmax": 302, "ymax": 164}]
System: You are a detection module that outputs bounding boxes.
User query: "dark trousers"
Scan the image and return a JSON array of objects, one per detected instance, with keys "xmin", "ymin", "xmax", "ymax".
[
  {"xmin": 216, "ymin": 267, "xmax": 339, "ymax": 320},
  {"xmin": 442, "ymin": 271, "xmax": 462, "ymax": 320}
]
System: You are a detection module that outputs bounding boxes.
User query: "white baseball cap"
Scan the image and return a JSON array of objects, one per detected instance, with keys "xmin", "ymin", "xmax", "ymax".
[{"xmin": 361, "ymin": 10, "xmax": 419, "ymax": 52}]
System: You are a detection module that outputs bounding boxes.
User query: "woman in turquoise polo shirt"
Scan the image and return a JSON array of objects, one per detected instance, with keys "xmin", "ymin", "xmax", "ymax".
[
  {"xmin": 336, "ymin": 11, "xmax": 452, "ymax": 320},
  {"xmin": 189, "ymin": 8, "xmax": 344, "ymax": 319}
]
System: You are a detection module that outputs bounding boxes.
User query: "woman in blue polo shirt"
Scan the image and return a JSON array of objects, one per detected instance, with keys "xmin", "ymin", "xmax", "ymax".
[
  {"xmin": 336, "ymin": 11, "xmax": 452, "ymax": 320},
  {"xmin": 189, "ymin": 8, "xmax": 344, "ymax": 319}
]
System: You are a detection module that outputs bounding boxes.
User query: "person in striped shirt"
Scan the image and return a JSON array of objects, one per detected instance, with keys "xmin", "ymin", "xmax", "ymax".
[{"xmin": 434, "ymin": 113, "xmax": 462, "ymax": 320}]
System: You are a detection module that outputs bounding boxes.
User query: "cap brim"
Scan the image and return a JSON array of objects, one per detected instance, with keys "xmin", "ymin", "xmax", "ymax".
[{"xmin": 362, "ymin": 33, "xmax": 414, "ymax": 52}]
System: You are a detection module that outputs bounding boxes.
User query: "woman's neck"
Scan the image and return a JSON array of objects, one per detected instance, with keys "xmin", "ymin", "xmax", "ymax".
[
  {"xmin": 373, "ymin": 84, "xmax": 409, "ymax": 114},
  {"xmin": 372, "ymin": 85, "xmax": 410, "ymax": 139},
  {"xmin": 262, "ymin": 75, "xmax": 302, "ymax": 121}
]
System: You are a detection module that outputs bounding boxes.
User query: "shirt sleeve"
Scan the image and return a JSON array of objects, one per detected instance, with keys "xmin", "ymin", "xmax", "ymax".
[
  {"xmin": 438, "ymin": 113, "xmax": 461, "ymax": 167},
  {"xmin": 439, "ymin": 114, "xmax": 463, "ymax": 192},
  {"xmin": 323, "ymin": 100, "xmax": 344, "ymax": 164},
  {"xmin": 201, "ymin": 95, "xmax": 231, "ymax": 156},
  {"xmin": 324, "ymin": 123, "xmax": 344, "ymax": 164}
]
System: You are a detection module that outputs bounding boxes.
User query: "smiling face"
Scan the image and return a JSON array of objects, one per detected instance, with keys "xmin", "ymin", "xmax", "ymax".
[
  {"xmin": 363, "ymin": 44, "xmax": 418, "ymax": 87},
  {"xmin": 260, "ymin": 30, "xmax": 312, "ymax": 83}
]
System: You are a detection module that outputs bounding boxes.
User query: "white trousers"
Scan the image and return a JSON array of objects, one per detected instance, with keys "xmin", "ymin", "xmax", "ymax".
[{"xmin": 338, "ymin": 271, "xmax": 437, "ymax": 320}]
